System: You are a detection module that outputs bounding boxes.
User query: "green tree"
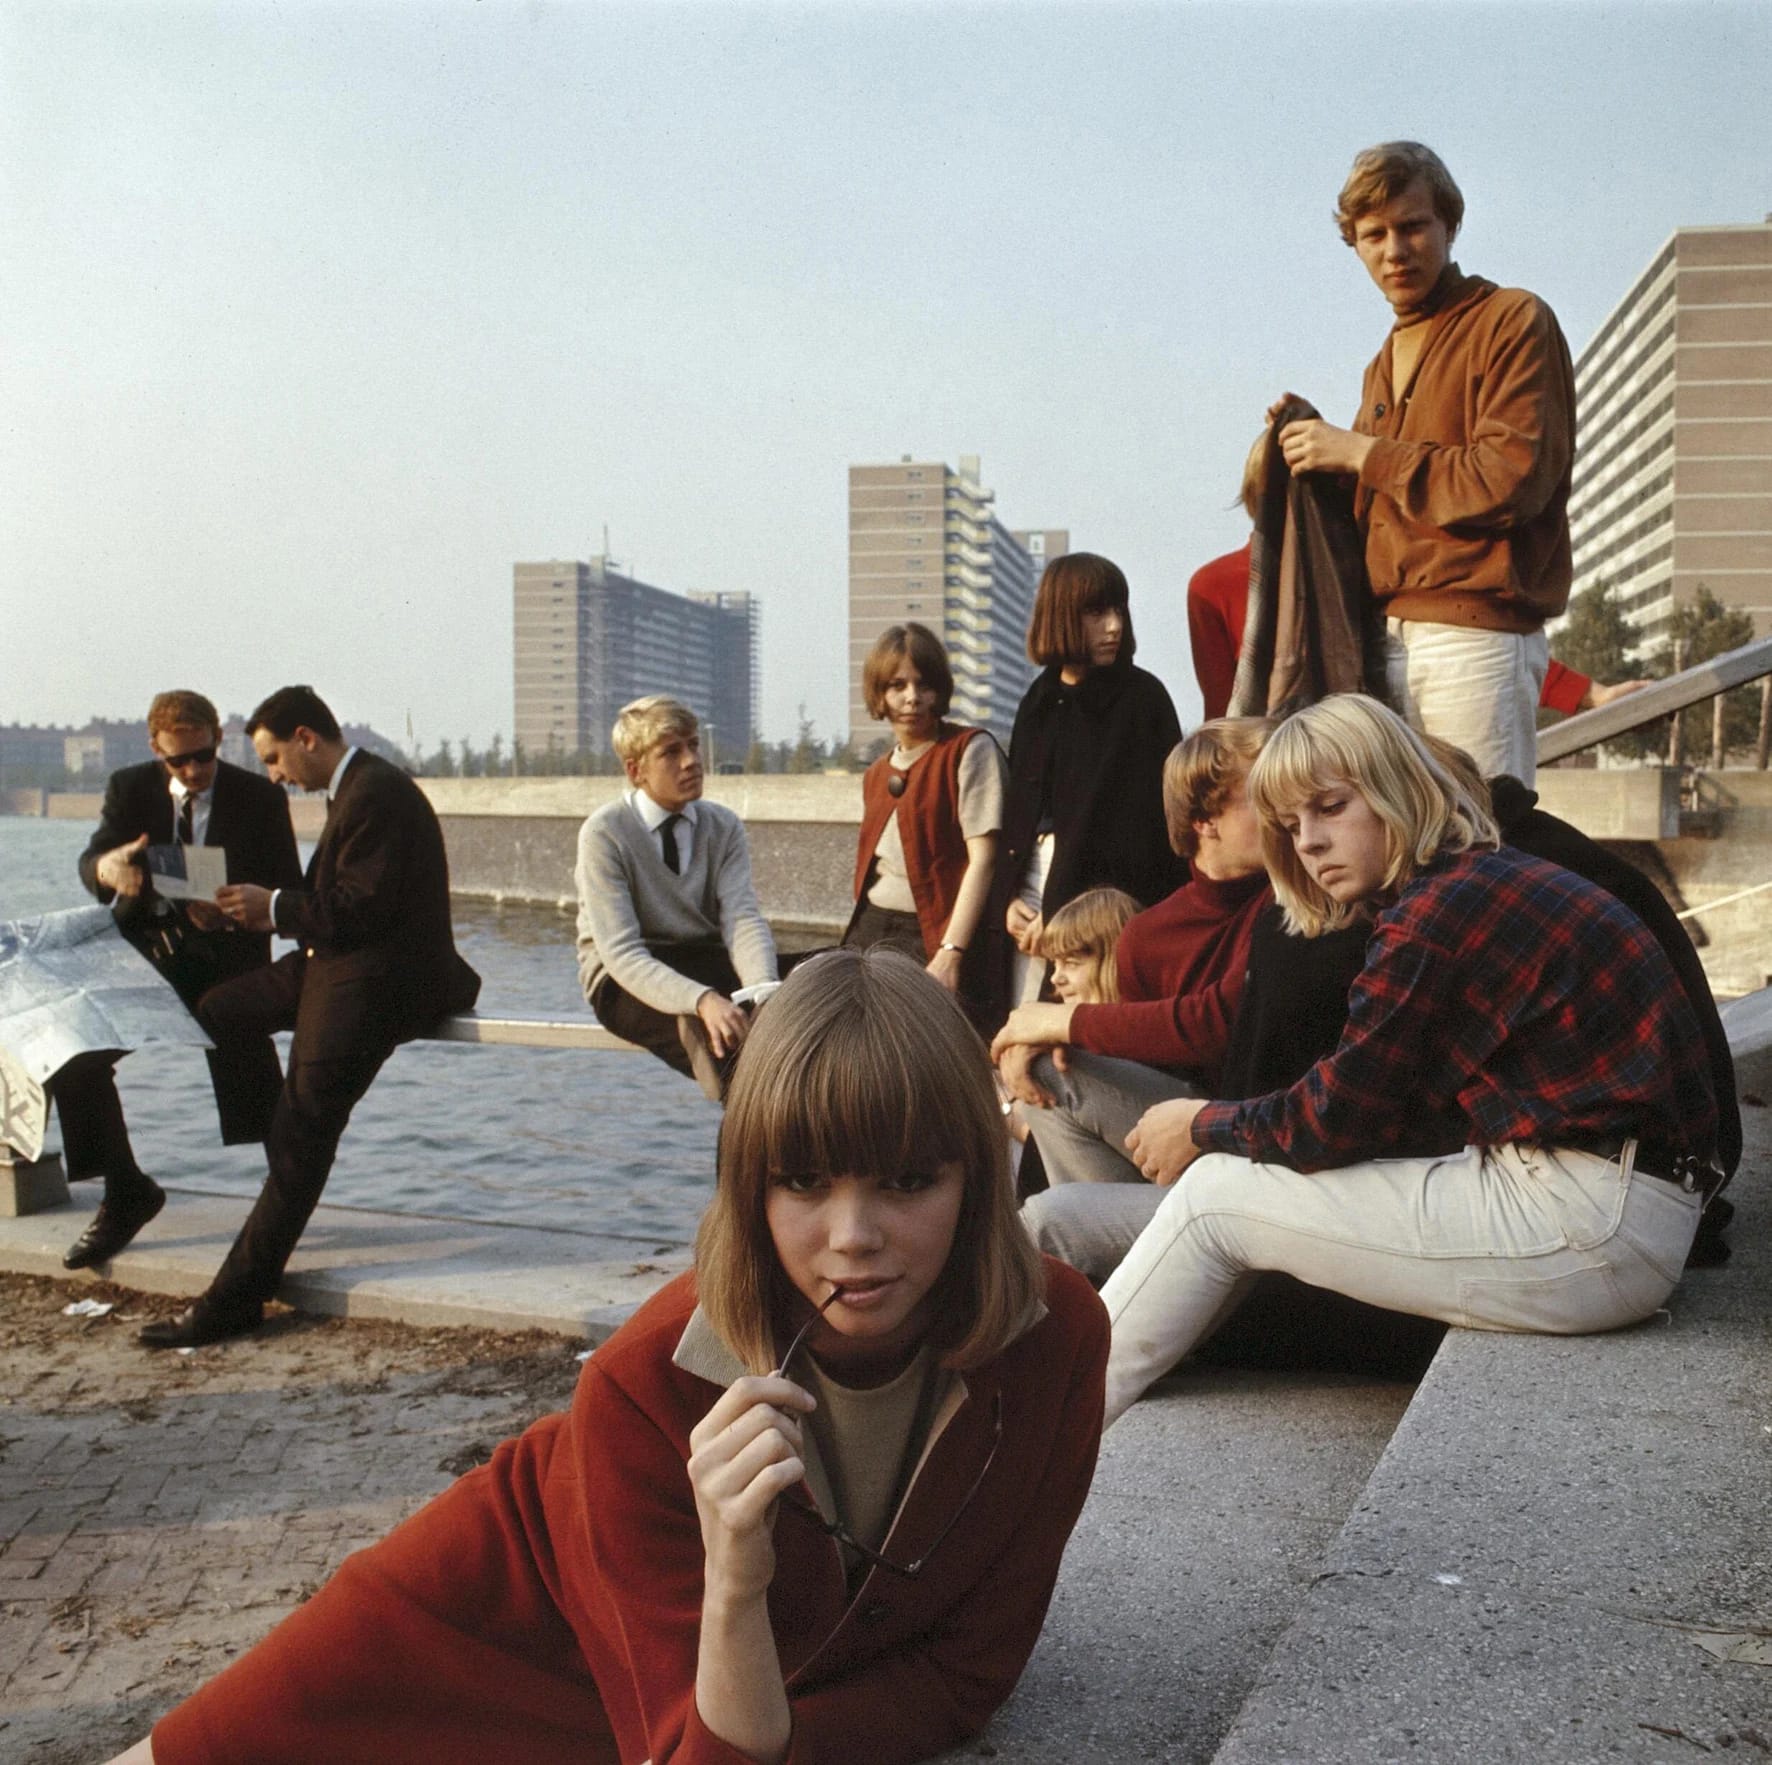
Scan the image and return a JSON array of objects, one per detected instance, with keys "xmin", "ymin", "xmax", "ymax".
[
  {"xmin": 1551, "ymin": 579, "xmax": 1635, "ymax": 685},
  {"xmin": 426, "ymin": 739, "xmax": 457, "ymax": 778},
  {"xmin": 745, "ymin": 735, "xmax": 767, "ymax": 774},
  {"xmin": 487, "ymin": 732, "xmax": 506, "ymax": 777},
  {"xmin": 511, "ymin": 735, "xmax": 527, "ymax": 777},
  {"xmin": 1548, "ymin": 580, "xmax": 1660, "ymax": 759},
  {"xmin": 1652, "ymin": 585, "xmax": 1758, "ymax": 762},
  {"xmin": 786, "ymin": 705, "xmax": 821, "ymax": 775}
]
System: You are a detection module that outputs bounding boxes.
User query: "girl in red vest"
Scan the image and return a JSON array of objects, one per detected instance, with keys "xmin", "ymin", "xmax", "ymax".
[{"xmin": 844, "ymin": 622, "xmax": 1007, "ymax": 1025}]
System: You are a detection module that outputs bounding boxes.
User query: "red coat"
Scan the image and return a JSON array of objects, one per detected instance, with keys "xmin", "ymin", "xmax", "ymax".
[{"xmin": 153, "ymin": 1263, "xmax": 1109, "ymax": 1765}]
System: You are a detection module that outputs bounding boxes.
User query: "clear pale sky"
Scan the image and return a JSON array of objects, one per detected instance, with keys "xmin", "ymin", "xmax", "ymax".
[{"xmin": 5, "ymin": 0, "xmax": 1768, "ymax": 751}]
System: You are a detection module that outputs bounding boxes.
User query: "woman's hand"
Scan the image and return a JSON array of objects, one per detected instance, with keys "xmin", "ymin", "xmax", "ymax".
[
  {"xmin": 1005, "ymin": 898, "xmax": 1040, "ymax": 946},
  {"xmin": 1125, "ymin": 1098, "xmax": 1208, "ymax": 1185},
  {"xmin": 926, "ymin": 945, "xmax": 964, "ymax": 991},
  {"xmin": 687, "ymin": 1374, "xmax": 815, "ymax": 1604}
]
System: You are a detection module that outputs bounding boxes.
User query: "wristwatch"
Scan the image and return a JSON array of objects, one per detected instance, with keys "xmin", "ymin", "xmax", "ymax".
[{"xmin": 939, "ymin": 940, "xmax": 966, "ymax": 954}]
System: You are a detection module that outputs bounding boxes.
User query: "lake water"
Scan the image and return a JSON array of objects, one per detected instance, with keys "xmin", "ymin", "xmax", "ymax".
[{"xmin": 0, "ymin": 818, "xmax": 718, "ymax": 1245}]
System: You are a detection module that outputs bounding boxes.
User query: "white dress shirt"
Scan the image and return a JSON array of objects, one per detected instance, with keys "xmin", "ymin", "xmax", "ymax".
[{"xmin": 627, "ymin": 788, "xmax": 698, "ymax": 873}]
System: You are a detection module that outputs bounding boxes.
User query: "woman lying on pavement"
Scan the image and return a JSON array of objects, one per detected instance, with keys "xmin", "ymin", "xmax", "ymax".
[
  {"xmin": 113, "ymin": 948, "xmax": 1108, "ymax": 1765},
  {"xmin": 1098, "ymin": 693, "xmax": 1719, "ymax": 1428}
]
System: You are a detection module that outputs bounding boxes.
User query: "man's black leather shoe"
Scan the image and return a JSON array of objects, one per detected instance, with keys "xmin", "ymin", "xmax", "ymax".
[
  {"xmin": 62, "ymin": 1179, "xmax": 166, "ymax": 1270},
  {"xmin": 138, "ymin": 1295, "xmax": 265, "ymax": 1350}
]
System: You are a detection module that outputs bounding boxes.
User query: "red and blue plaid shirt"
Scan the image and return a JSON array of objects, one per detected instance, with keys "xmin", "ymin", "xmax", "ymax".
[{"xmin": 1193, "ymin": 845, "xmax": 1718, "ymax": 1173}]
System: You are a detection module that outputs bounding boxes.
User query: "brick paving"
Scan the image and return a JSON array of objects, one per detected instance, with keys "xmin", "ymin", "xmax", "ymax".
[{"xmin": 0, "ymin": 1271, "xmax": 583, "ymax": 1764}]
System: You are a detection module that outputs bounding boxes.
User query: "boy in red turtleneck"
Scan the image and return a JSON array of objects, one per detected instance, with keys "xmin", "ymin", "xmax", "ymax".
[
  {"xmin": 992, "ymin": 719, "xmax": 1271, "ymax": 1208},
  {"xmin": 1270, "ymin": 141, "xmax": 1576, "ymax": 788}
]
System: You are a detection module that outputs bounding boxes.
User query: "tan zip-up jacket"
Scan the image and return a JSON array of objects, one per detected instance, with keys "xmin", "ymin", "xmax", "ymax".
[{"xmin": 1354, "ymin": 265, "xmax": 1576, "ymax": 633}]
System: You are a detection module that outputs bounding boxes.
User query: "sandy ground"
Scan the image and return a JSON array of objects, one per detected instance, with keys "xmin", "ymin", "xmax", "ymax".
[{"xmin": 0, "ymin": 1270, "xmax": 585, "ymax": 1764}]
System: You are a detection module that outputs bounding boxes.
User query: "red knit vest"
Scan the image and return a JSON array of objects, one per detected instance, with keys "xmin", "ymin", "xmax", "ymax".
[{"xmin": 853, "ymin": 725, "xmax": 978, "ymax": 958}]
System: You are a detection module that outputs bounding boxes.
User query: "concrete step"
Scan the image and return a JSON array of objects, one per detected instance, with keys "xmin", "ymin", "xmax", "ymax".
[
  {"xmin": 0, "ymin": 1188, "xmax": 690, "ymax": 1339},
  {"xmin": 937, "ymin": 1364, "xmax": 1417, "ymax": 1762},
  {"xmin": 1208, "ymin": 1109, "xmax": 1771, "ymax": 1764}
]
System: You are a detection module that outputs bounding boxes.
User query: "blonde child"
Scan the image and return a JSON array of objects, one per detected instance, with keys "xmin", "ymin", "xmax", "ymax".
[{"xmin": 1040, "ymin": 888, "xmax": 1139, "ymax": 1006}]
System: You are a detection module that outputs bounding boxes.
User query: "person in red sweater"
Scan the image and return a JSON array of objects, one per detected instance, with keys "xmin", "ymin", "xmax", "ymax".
[
  {"xmin": 110, "ymin": 951, "xmax": 1108, "ymax": 1765},
  {"xmin": 992, "ymin": 721, "xmax": 1270, "ymax": 1259}
]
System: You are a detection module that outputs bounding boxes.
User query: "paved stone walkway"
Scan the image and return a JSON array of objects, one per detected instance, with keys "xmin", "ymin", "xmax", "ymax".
[{"xmin": 0, "ymin": 1272, "xmax": 583, "ymax": 1764}]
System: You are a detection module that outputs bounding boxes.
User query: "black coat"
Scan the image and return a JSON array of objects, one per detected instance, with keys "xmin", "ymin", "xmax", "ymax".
[
  {"xmin": 77, "ymin": 757, "xmax": 303, "ymax": 1141},
  {"xmin": 989, "ymin": 662, "xmax": 1185, "ymax": 930},
  {"xmin": 273, "ymin": 750, "xmax": 480, "ymax": 1042}
]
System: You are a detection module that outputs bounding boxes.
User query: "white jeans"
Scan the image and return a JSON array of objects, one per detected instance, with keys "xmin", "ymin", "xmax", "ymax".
[
  {"xmin": 1012, "ymin": 833, "xmax": 1058, "ymax": 1005},
  {"xmin": 1099, "ymin": 1141, "xmax": 1701, "ymax": 1427},
  {"xmin": 1385, "ymin": 619, "xmax": 1549, "ymax": 785}
]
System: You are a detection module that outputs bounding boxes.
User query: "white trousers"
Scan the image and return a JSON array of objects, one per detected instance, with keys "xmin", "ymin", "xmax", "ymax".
[
  {"xmin": 1011, "ymin": 833, "xmax": 1058, "ymax": 1006},
  {"xmin": 1385, "ymin": 619, "xmax": 1549, "ymax": 785},
  {"xmin": 1098, "ymin": 1141, "xmax": 1701, "ymax": 1428}
]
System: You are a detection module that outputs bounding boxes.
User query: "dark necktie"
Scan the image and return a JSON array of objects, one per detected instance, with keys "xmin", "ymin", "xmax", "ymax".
[
  {"xmin": 177, "ymin": 795, "xmax": 195, "ymax": 846},
  {"xmin": 661, "ymin": 814, "xmax": 683, "ymax": 875}
]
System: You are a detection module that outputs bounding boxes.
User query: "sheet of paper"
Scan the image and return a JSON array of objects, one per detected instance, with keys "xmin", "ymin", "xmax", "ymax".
[{"xmin": 144, "ymin": 843, "xmax": 229, "ymax": 902}]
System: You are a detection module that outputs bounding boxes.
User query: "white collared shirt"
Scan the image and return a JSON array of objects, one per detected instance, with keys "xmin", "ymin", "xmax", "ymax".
[
  {"xmin": 270, "ymin": 746, "xmax": 360, "ymax": 930},
  {"xmin": 628, "ymin": 788, "xmax": 697, "ymax": 873},
  {"xmin": 167, "ymin": 775, "xmax": 214, "ymax": 847},
  {"xmin": 323, "ymin": 746, "xmax": 360, "ymax": 802}
]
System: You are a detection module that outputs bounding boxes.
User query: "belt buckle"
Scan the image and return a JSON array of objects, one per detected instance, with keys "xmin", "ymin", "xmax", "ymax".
[{"xmin": 1670, "ymin": 1153, "xmax": 1704, "ymax": 1195}]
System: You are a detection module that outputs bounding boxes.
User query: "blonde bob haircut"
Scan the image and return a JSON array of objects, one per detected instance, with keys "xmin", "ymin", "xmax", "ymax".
[
  {"xmin": 611, "ymin": 695, "xmax": 698, "ymax": 766},
  {"xmin": 695, "ymin": 947, "xmax": 1044, "ymax": 1375},
  {"xmin": 1334, "ymin": 141, "xmax": 1464, "ymax": 246},
  {"xmin": 1026, "ymin": 552, "xmax": 1136, "ymax": 668},
  {"xmin": 1040, "ymin": 887, "xmax": 1139, "ymax": 1005},
  {"xmin": 1163, "ymin": 717, "xmax": 1273, "ymax": 859},
  {"xmin": 861, "ymin": 622, "xmax": 954, "ymax": 721},
  {"xmin": 1247, "ymin": 695, "xmax": 1497, "ymax": 937}
]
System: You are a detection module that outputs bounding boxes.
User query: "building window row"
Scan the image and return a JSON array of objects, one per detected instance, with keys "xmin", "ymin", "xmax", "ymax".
[
  {"xmin": 1576, "ymin": 251, "xmax": 1676, "ymax": 385},
  {"xmin": 1572, "ymin": 388, "xmax": 1676, "ymax": 495},
  {"xmin": 1571, "ymin": 465, "xmax": 1675, "ymax": 551},
  {"xmin": 1576, "ymin": 317, "xmax": 1676, "ymax": 429},
  {"xmin": 1574, "ymin": 492, "xmax": 1676, "ymax": 579}
]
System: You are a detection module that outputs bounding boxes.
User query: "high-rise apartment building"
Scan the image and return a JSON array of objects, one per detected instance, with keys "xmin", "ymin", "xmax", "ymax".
[
  {"xmin": 513, "ymin": 560, "xmax": 759, "ymax": 766},
  {"xmin": 848, "ymin": 455, "xmax": 1066, "ymax": 750},
  {"xmin": 1567, "ymin": 219, "xmax": 1772, "ymax": 652}
]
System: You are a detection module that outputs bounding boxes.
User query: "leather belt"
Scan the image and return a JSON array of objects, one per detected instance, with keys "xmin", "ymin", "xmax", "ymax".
[{"xmin": 1557, "ymin": 1131, "xmax": 1717, "ymax": 1198}]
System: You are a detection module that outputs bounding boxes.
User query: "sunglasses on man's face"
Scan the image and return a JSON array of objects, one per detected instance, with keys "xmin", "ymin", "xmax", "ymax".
[
  {"xmin": 158, "ymin": 745, "xmax": 218, "ymax": 771},
  {"xmin": 770, "ymin": 1288, "xmax": 1002, "ymax": 1580}
]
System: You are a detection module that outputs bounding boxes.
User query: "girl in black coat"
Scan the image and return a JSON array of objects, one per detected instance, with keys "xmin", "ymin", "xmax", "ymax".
[{"xmin": 988, "ymin": 553, "xmax": 1184, "ymax": 1017}]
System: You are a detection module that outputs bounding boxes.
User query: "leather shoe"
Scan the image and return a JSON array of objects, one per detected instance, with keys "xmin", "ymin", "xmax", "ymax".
[
  {"xmin": 62, "ymin": 1179, "xmax": 166, "ymax": 1270},
  {"xmin": 138, "ymin": 1294, "xmax": 265, "ymax": 1350}
]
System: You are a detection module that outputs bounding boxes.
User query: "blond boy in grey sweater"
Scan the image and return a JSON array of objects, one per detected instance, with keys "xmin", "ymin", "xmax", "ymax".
[{"xmin": 575, "ymin": 697, "xmax": 777, "ymax": 1098}]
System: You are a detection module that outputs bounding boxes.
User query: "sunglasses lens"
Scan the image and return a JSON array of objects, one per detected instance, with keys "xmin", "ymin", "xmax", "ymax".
[{"xmin": 162, "ymin": 747, "xmax": 216, "ymax": 769}]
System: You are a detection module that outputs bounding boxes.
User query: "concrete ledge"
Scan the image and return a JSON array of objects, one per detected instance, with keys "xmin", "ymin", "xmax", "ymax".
[
  {"xmin": 0, "ymin": 1189, "xmax": 690, "ymax": 1341},
  {"xmin": 1209, "ymin": 1107, "xmax": 1772, "ymax": 1763}
]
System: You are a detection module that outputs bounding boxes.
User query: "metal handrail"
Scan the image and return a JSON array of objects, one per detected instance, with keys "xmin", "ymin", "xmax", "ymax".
[{"xmin": 1537, "ymin": 634, "xmax": 1772, "ymax": 763}]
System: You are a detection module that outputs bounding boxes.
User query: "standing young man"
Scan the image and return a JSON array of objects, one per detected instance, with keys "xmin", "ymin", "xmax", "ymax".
[
  {"xmin": 58, "ymin": 690, "xmax": 300, "ymax": 1271},
  {"xmin": 575, "ymin": 696, "xmax": 777, "ymax": 1100},
  {"xmin": 1275, "ymin": 141, "xmax": 1576, "ymax": 784}
]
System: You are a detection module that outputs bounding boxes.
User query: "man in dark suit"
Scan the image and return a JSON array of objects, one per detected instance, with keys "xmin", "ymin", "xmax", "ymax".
[
  {"xmin": 139, "ymin": 685, "xmax": 481, "ymax": 1348},
  {"xmin": 58, "ymin": 689, "xmax": 301, "ymax": 1271}
]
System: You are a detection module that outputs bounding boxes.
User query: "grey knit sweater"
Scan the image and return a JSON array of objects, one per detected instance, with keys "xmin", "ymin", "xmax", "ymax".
[{"xmin": 574, "ymin": 795, "xmax": 778, "ymax": 1016}]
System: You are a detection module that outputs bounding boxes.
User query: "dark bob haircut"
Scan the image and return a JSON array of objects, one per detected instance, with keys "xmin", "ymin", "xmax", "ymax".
[{"xmin": 1026, "ymin": 552, "xmax": 1136, "ymax": 668}]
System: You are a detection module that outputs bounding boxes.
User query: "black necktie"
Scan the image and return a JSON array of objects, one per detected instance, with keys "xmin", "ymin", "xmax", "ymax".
[
  {"xmin": 661, "ymin": 814, "xmax": 683, "ymax": 875},
  {"xmin": 177, "ymin": 795, "xmax": 195, "ymax": 846}
]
